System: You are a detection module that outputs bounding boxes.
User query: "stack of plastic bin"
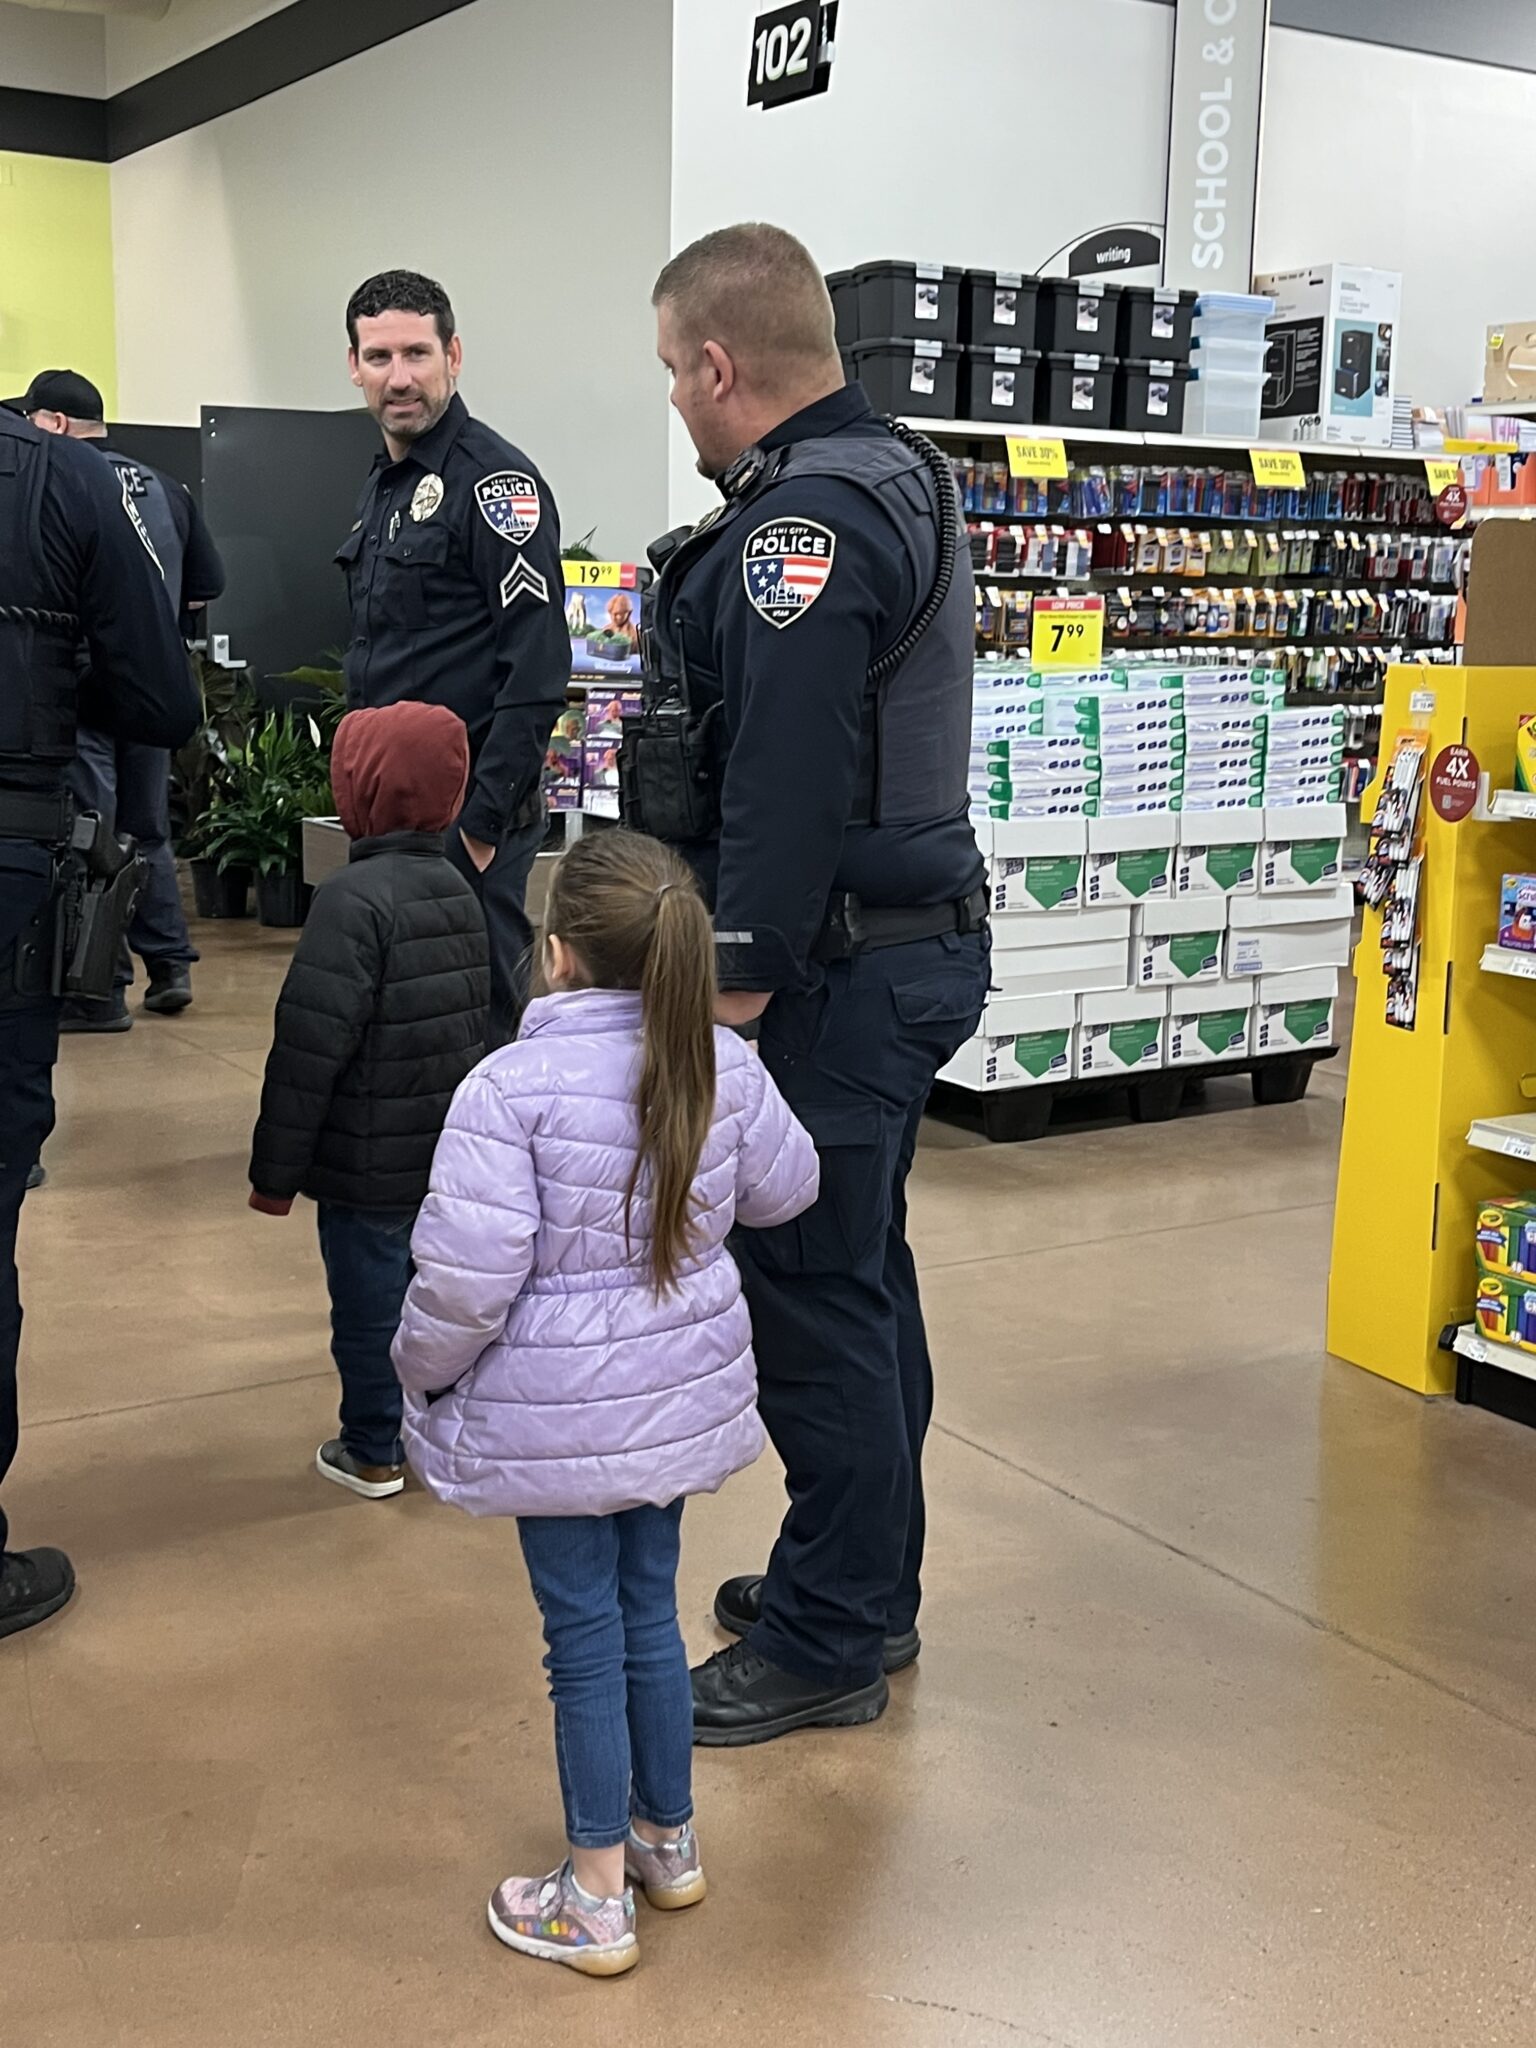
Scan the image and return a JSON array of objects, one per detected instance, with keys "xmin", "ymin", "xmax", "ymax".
[{"xmin": 1184, "ymin": 293, "xmax": 1275, "ymax": 440}]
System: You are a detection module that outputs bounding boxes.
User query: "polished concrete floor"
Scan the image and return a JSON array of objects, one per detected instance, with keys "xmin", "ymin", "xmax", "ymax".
[{"xmin": 6, "ymin": 923, "xmax": 1536, "ymax": 2047}]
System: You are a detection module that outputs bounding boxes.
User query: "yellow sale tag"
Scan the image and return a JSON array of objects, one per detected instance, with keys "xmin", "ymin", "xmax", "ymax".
[
  {"xmin": 1006, "ymin": 435, "xmax": 1068, "ymax": 479},
  {"xmin": 1030, "ymin": 594, "xmax": 1105, "ymax": 669},
  {"xmin": 1444, "ymin": 437, "xmax": 1518, "ymax": 456},
  {"xmin": 1249, "ymin": 447, "xmax": 1306, "ymax": 488},
  {"xmin": 562, "ymin": 559, "xmax": 631, "ymax": 587},
  {"xmin": 1424, "ymin": 458, "xmax": 1462, "ymax": 493}
]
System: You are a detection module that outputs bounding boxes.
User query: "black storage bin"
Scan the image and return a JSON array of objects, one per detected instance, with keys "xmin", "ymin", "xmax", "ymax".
[
  {"xmin": 961, "ymin": 270, "xmax": 1040, "ymax": 347},
  {"xmin": 848, "ymin": 261, "xmax": 962, "ymax": 344},
  {"xmin": 1038, "ymin": 351, "xmax": 1117, "ymax": 429},
  {"xmin": 960, "ymin": 345, "xmax": 1043, "ymax": 423},
  {"xmin": 850, "ymin": 337, "xmax": 961, "ymax": 418},
  {"xmin": 826, "ymin": 270, "xmax": 858, "ymax": 349},
  {"xmin": 1036, "ymin": 278, "xmax": 1122, "ymax": 353},
  {"xmin": 1116, "ymin": 286, "xmax": 1196, "ymax": 362},
  {"xmin": 1113, "ymin": 357, "xmax": 1192, "ymax": 432}
]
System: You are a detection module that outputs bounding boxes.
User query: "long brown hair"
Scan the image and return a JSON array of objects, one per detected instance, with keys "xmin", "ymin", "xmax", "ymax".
[{"xmin": 542, "ymin": 830, "xmax": 717, "ymax": 1294}]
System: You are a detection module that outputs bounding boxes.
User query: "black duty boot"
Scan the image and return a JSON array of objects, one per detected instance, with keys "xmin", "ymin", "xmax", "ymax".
[
  {"xmin": 713, "ymin": 1573, "xmax": 922, "ymax": 1675},
  {"xmin": 59, "ymin": 992, "xmax": 131, "ymax": 1034},
  {"xmin": 0, "ymin": 1548, "xmax": 76, "ymax": 1641},
  {"xmin": 690, "ymin": 1638, "xmax": 888, "ymax": 1748},
  {"xmin": 142, "ymin": 964, "xmax": 193, "ymax": 1015}
]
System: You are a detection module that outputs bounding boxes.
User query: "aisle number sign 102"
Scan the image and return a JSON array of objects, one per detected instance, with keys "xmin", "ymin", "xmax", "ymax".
[
  {"xmin": 747, "ymin": 2, "xmax": 836, "ymax": 109},
  {"xmin": 1031, "ymin": 595, "xmax": 1105, "ymax": 669}
]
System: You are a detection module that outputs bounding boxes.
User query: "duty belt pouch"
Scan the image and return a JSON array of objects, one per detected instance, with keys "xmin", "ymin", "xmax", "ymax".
[
  {"xmin": 619, "ymin": 702, "xmax": 725, "ymax": 841},
  {"xmin": 60, "ymin": 812, "xmax": 146, "ymax": 1000}
]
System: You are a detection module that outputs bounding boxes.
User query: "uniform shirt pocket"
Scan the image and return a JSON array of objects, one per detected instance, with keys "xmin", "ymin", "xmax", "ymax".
[{"xmin": 379, "ymin": 522, "xmax": 450, "ymax": 632}]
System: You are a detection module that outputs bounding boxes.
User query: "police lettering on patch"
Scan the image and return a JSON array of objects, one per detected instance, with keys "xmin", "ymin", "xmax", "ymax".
[
  {"xmin": 742, "ymin": 519, "xmax": 836, "ymax": 629},
  {"xmin": 475, "ymin": 471, "xmax": 541, "ymax": 546}
]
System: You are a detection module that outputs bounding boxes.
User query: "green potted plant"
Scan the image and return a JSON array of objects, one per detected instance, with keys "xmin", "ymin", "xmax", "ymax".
[
  {"xmin": 202, "ymin": 710, "xmax": 333, "ymax": 928},
  {"xmin": 174, "ymin": 658, "xmax": 258, "ymax": 918}
]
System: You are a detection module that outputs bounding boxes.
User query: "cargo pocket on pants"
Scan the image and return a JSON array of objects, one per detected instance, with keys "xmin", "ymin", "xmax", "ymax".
[{"xmin": 744, "ymin": 1099, "xmax": 887, "ymax": 1279}]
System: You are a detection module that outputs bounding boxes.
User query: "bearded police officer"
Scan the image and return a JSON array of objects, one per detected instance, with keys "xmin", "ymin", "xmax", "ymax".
[
  {"xmin": 339, "ymin": 271, "xmax": 570, "ymax": 1040},
  {"xmin": 22, "ymin": 371, "xmax": 226, "ymax": 1028},
  {"xmin": 0, "ymin": 402, "xmax": 199, "ymax": 1642},
  {"xmin": 628, "ymin": 224, "xmax": 990, "ymax": 1744}
]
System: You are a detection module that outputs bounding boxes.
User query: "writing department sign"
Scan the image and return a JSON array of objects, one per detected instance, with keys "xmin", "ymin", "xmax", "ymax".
[{"xmin": 1163, "ymin": 0, "xmax": 1271, "ymax": 293}]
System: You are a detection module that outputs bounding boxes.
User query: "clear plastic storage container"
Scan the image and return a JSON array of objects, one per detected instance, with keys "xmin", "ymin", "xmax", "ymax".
[
  {"xmin": 1182, "ymin": 367, "xmax": 1267, "ymax": 440},
  {"xmin": 1192, "ymin": 291, "xmax": 1275, "ymax": 342},
  {"xmin": 1190, "ymin": 335, "xmax": 1269, "ymax": 376}
]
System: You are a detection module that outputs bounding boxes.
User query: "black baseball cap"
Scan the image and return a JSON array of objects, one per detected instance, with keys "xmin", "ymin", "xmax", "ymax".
[{"xmin": 8, "ymin": 370, "xmax": 106, "ymax": 421}]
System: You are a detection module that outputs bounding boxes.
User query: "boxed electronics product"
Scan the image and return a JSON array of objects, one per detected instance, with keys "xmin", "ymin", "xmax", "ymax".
[
  {"xmin": 1175, "ymin": 811, "xmax": 1260, "ymax": 897},
  {"xmin": 1252, "ymin": 967, "xmax": 1338, "ymax": 1053},
  {"xmin": 1482, "ymin": 322, "xmax": 1536, "ymax": 406},
  {"xmin": 1133, "ymin": 898, "xmax": 1226, "ymax": 986},
  {"xmin": 1256, "ymin": 263, "xmax": 1402, "ymax": 448},
  {"xmin": 1260, "ymin": 803, "xmax": 1348, "ymax": 892},
  {"xmin": 988, "ymin": 816, "xmax": 1086, "ymax": 913},
  {"xmin": 1499, "ymin": 872, "xmax": 1536, "ymax": 952},
  {"xmin": 940, "ymin": 994, "xmax": 1076, "ymax": 1092},
  {"xmin": 1077, "ymin": 986, "xmax": 1168, "ymax": 1077},
  {"xmin": 1475, "ymin": 1193, "xmax": 1536, "ymax": 1284},
  {"xmin": 1167, "ymin": 982, "xmax": 1255, "ymax": 1066},
  {"xmin": 1225, "ymin": 884, "xmax": 1354, "ymax": 976},
  {"xmin": 1084, "ymin": 812, "xmax": 1178, "ymax": 905}
]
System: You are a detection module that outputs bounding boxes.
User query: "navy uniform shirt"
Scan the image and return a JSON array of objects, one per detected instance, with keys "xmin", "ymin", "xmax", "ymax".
[
  {"xmin": 30, "ymin": 426, "xmax": 201, "ymax": 761},
  {"xmin": 663, "ymin": 385, "xmax": 983, "ymax": 991},
  {"xmin": 337, "ymin": 394, "xmax": 570, "ymax": 843}
]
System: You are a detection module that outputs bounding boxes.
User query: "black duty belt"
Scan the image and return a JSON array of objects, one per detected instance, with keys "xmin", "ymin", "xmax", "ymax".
[
  {"xmin": 813, "ymin": 885, "xmax": 989, "ymax": 962},
  {"xmin": 0, "ymin": 788, "xmax": 71, "ymax": 844}
]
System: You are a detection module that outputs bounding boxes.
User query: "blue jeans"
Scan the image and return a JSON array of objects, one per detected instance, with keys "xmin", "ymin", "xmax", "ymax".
[
  {"xmin": 517, "ymin": 1503, "xmax": 693, "ymax": 1851},
  {"xmin": 314, "ymin": 1203, "xmax": 414, "ymax": 1467}
]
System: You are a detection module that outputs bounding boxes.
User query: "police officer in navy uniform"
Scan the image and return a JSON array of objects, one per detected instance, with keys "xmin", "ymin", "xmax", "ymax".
[
  {"xmin": 21, "ymin": 371, "xmax": 227, "ymax": 1029},
  {"xmin": 338, "ymin": 271, "xmax": 570, "ymax": 1040},
  {"xmin": 632, "ymin": 225, "xmax": 990, "ymax": 1744},
  {"xmin": 0, "ymin": 403, "xmax": 199, "ymax": 1642}
]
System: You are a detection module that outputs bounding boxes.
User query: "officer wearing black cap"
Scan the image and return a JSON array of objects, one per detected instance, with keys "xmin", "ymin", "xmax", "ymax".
[
  {"xmin": 630, "ymin": 224, "xmax": 990, "ymax": 1744},
  {"xmin": 339, "ymin": 271, "xmax": 570, "ymax": 1041},
  {"xmin": 20, "ymin": 370, "xmax": 226, "ymax": 1029},
  {"xmin": 0, "ymin": 398, "xmax": 199, "ymax": 1642}
]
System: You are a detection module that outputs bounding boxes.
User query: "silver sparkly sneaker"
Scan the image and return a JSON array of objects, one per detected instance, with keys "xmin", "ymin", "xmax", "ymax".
[
  {"xmin": 624, "ymin": 1823, "xmax": 707, "ymax": 1910},
  {"xmin": 487, "ymin": 1860, "xmax": 638, "ymax": 1976}
]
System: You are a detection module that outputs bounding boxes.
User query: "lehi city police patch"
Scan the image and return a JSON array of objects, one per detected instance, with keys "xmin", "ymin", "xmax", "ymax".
[
  {"xmin": 743, "ymin": 519, "xmax": 836, "ymax": 629},
  {"xmin": 475, "ymin": 471, "xmax": 541, "ymax": 546}
]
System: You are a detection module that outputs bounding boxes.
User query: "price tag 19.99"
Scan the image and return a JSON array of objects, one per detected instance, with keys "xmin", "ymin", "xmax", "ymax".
[
  {"xmin": 562, "ymin": 560, "xmax": 635, "ymax": 588},
  {"xmin": 1031, "ymin": 594, "xmax": 1105, "ymax": 669}
]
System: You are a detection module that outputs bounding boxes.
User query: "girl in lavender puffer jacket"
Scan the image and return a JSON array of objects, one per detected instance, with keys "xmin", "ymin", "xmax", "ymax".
[{"xmin": 392, "ymin": 830, "xmax": 817, "ymax": 1978}]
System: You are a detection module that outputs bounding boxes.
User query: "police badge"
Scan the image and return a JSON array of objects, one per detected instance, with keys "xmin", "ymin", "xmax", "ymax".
[{"xmin": 410, "ymin": 473, "xmax": 444, "ymax": 522}]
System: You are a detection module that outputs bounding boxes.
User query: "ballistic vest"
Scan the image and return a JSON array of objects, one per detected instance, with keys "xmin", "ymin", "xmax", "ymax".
[{"xmin": 0, "ymin": 412, "xmax": 79, "ymax": 795}]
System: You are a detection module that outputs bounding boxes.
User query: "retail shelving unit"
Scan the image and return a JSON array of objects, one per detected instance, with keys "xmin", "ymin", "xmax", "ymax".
[{"xmin": 1328, "ymin": 658, "xmax": 1536, "ymax": 1397}]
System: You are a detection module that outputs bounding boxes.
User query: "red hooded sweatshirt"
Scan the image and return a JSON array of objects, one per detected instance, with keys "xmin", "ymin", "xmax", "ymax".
[{"xmin": 329, "ymin": 702, "xmax": 469, "ymax": 840}]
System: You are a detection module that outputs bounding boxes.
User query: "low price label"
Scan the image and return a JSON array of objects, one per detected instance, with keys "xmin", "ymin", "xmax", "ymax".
[
  {"xmin": 1031, "ymin": 594, "xmax": 1105, "ymax": 669},
  {"xmin": 1007, "ymin": 435, "xmax": 1068, "ymax": 480},
  {"xmin": 562, "ymin": 560, "xmax": 634, "ymax": 587},
  {"xmin": 1424, "ymin": 458, "xmax": 1462, "ymax": 494},
  {"xmin": 1249, "ymin": 447, "xmax": 1307, "ymax": 489}
]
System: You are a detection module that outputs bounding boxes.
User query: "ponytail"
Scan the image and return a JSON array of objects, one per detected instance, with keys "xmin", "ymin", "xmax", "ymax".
[
  {"xmin": 543, "ymin": 830, "xmax": 719, "ymax": 1296},
  {"xmin": 629, "ymin": 884, "xmax": 716, "ymax": 1294}
]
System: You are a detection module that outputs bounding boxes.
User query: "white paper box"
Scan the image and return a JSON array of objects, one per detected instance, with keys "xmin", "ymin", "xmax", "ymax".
[
  {"xmin": 1261, "ymin": 803, "xmax": 1348, "ymax": 893},
  {"xmin": 991, "ymin": 938, "xmax": 1131, "ymax": 1000},
  {"xmin": 1168, "ymin": 982, "xmax": 1255, "ymax": 1064},
  {"xmin": 1226, "ymin": 884, "xmax": 1354, "ymax": 975},
  {"xmin": 1253, "ymin": 968, "xmax": 1339, "ymax": 1052},
  {"xmin": 988, "ymin": 816, "xmax": 1087, "ymax": 913},
  {"xmin": 1175, "ymin": 810, "xmax": 1260, "ymax": 897},
  {"xmin": 1084, "ymin": 812, "xmax": 1178, "ymax": 906},
  {"xmin": 1077, "ymin": 986, "xmax": 1169, "ymax": 1075},
  {"xmin": 939, "ymin": 995, "xmax": 1077, "ymax": 1091},
  {"xmin": 1133, "ymin": 897, "xmax": 1226, "ymax": 985},
  {"xmin": 992, "ymin": 905, "xmax": 1131, "ymax": 950}
]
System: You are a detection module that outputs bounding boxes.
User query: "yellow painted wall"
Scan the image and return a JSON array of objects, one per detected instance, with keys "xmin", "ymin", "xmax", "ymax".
[{"xmin": 0, "ymin": 151, "xmax": 116, "ymax": 413}]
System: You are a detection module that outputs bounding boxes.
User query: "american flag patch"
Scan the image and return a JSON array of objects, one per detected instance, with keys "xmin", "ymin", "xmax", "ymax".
[
  {"xmin": 475, "ymin": 471, "xmax": 541, "ymax": 547},
  {"xmin": 742, "ymin": 518, "xmax": 837, "ymax": 629}
]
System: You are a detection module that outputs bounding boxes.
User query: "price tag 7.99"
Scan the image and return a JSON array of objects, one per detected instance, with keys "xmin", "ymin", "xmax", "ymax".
[{"xmin": 1031, "ymin": 594, "xmax": 1105, "ymax": 669}]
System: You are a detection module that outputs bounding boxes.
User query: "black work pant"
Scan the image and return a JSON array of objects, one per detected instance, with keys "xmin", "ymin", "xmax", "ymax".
[
  {"xmin": 0, "ymin": 843, "xmax": 62, "ymax": 1556},
  {"xmin": 68, "ymin": 727, "xmax": 198, "ymax": 989},
  {"xmin": 446, "ymin": 809, "xmax": 545, "ymax": 1045},
  {"xmin": 734, "ymin": 929, "xmax": 989, "ymax": 1689}
]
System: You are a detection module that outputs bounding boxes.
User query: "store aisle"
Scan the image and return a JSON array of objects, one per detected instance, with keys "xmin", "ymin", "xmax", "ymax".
[{"xmin": 6, "ymin": 927, "xmax": 1534, "ymax": 2048}]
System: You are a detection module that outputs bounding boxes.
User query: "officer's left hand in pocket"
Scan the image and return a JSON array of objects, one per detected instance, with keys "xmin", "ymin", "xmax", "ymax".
[{"xmin": 459, "ymin": 829, "xmax": 497, "ymax": 874}]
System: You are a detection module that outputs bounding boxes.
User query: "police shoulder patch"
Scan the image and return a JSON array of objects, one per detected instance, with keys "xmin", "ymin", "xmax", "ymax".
[
  {"xmin": 742, "ymin": 517, "xmax": 836, "ymax": 629},
  {"xmin": 475, "ymin": 470, "xmax": 540, "ymax": 546}
]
